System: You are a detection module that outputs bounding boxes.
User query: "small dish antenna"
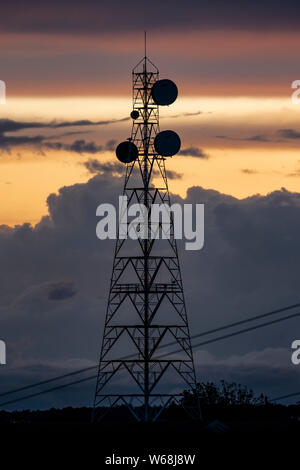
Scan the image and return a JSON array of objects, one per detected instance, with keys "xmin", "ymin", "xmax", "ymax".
[{"xmin": 130, "ymin": 110, "xmax": 139, "ymax": 120}]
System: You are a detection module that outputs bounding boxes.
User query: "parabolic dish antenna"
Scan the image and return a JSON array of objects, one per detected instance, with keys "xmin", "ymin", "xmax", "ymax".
[
  {"xmin": 151, "ymin": 79, "xmax": 178, "ymax": 106},
  {"xmin": 130, "ymin": 110, "xmax": 139, "ymax": 120},
  {"xmin": 154, "ymin": 130, "xmax": 181, "ymax": 157},
  {"xmin": 116, "ymin": 141, "xmax": 138, "ymax": 164}
]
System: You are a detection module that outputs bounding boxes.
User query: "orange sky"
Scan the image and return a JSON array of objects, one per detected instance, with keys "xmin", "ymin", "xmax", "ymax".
[
  {"xmin": 1, "ymin": 94, "xmax": 300, "ymax": 226},
  {"xmin": 1, "ymin": 24, "xmax": 300, "ymax": 226}
]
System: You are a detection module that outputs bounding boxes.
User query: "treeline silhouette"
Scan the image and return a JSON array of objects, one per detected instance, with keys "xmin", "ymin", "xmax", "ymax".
[{"xmin": 1, "ymin": 381, "xmax": 299, "ymax": 425}]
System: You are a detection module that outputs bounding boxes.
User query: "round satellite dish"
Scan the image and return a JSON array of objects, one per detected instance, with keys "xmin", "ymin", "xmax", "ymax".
[
  {"xmin": 154, "ymin": 130, "xmax": 181, "ymax": 157},
  {"xmin": 151, "ymin": 79, "xmax": 178, "ymax": 106},
  {"xmin": 116, "ymin": 141, "xmax": 138, "ymax": 164},
  {"xmin": 130, "ymin": 110, "xmax": 139, "ymax": 120}
]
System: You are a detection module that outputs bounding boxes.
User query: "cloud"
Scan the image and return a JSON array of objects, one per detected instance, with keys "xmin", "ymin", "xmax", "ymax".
[
  {"xmin": 48, "ymin": 281, "xmax": 77, "ymax": 301},
  {"xmin": 83, "ymin": 159, "xmax": 183, "ymax": 179},
  {"xmin": 0, "ymin": 119, "xmax": 48, "ymax": 133},
  {"xmin": 83, "ymin": 160, "xmax": 123, "ymax": 174},
  {"xmin": 45, "ymin": 140, "xmax": 104, "ymax": 155},
  {"xmin": 0, "ymin": 135, "xmax": 116, "ymax": 154},
  {"xmin": 162, "ymin": 111, "xmax": 208, "ymax": 119},
  {"xmin": 276, "ymin": 128, "xmax": 300, "ymax": 139},
  {"xmin": 178, "ymin": 146, "xmax": 209, "ymax": 158},
  {"xmin": 246, "ymin": 135, "xmax": 271, "ymax": 142},
  {"xmin": 1, "ymin": 171, "xmax": 300, "ymax": 407},
  {"xmin": 166, "ymin": 169, "xmax": 183, "ymax": 179},
  {"xmin": 0, "ymin": 118, "xmax": 123, "ymax": 153},
  {"xmin": 241, "ymin": 169, "xmax": 258, "ymax": 174},
  {"xmin": 51, "ymin": 118, "xmax": 129, "ymax": 128},
  {"xmin": 0, "ymin": 131, "xmax": 117, "ymax": 155},
  {"xmin": 1, "ymin": 1, "xmax": 300, "ymax": 34},
  {"xmin": 83, "ymin": 159, "xmax": 183, "ymax": 180},
  {"xmin": 0, "ymin": 118, "xmax": 128, "ymax": 134},
  {"xmin": 0, "ymin": 133, "xmax": 45, "ymax": 151},
  {"xmin": 216, "ymin": 134, "xmax": 271, "ymax": 142}
]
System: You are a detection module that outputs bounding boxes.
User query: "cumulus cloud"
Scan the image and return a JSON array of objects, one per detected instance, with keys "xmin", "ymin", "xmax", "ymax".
[{"xmin": 1, "ymin": 171, "xmax": 300, "ymax": 407}]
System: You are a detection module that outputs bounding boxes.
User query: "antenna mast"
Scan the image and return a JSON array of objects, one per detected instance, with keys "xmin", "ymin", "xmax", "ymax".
[{"xmin": 93, "ymin": 38, "xmax": 201, "ymax": 423}]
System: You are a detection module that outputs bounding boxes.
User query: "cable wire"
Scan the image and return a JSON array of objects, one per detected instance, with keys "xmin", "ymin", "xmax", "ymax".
[
  {"xmin": 1, "ymin": 308, "xmax": 300, "ymax": 407},
  {"xmin": 2, "ymin": 301, "xmax": 299, "ymax": 399}
]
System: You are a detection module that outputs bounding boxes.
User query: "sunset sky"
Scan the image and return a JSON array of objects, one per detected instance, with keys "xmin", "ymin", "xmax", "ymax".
[
  {"xmin": 1, "ymin": 1, "xmax": 300, "ymax": 225},
  {"xmin": 2, "ymin": 1, "xmax": 300, "ymax": 409}
]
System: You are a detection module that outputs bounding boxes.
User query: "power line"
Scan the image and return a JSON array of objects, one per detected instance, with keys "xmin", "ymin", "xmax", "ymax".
[
  {"xmin": 191, "ymin": 302, "xmax": 300, "ymax": 342},
  {"xmin": 0, "ymin": 375, "xmax": 96, "ymax": 408},
  {"xmin": 156, "ymin": 310, "xmax": 300, "ymax": 358},
  {"xmin": 1, "ymin": 307, "xmax": 300, "ymax": 407},
  {"xmin": 0, "ymin": 366, "xmax": 97, "ymax": 398},
  {"xmin": 270, "ymin": 391, "xmax": 300, "ymax": 402},
  {"xmin": 1, "ymin": 301, "xmax": 299, "ymax": 400}
]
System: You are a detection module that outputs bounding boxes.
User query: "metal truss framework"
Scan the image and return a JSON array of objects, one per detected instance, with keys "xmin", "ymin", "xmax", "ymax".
[{"xmin": 93, "ymin": 55, "xmax": 200, "ymax": 423}]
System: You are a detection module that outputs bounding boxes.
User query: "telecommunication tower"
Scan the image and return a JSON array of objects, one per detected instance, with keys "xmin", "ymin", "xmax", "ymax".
[{"xmin": 93, "ymin": 37, "xmax": 200, "ymax": 423}]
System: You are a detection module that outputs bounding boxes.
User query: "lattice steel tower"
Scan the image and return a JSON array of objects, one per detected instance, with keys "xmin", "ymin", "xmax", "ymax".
[{"xmin": 93, "ymin": 45, "xmax": 200, "ymax": 423}]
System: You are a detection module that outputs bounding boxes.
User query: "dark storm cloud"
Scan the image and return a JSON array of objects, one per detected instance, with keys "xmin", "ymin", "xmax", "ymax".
[
  {"xmin": 1, "ymin": 0, "xmax": 300, "ymax": 33},
  {"xmin": 0, "ymin": 174, "xmax": 300, "ymax": 406},
  {"xmin": 178, "ymin": 147, "xmax": 209, "ymax": 158},
  {"xmin": 1, "ymin": 171, "xmax": 300, "ymax": 407},
  {"xmin": 48, "ymin": 281, "xmax": 77, "ymax": 300}
]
